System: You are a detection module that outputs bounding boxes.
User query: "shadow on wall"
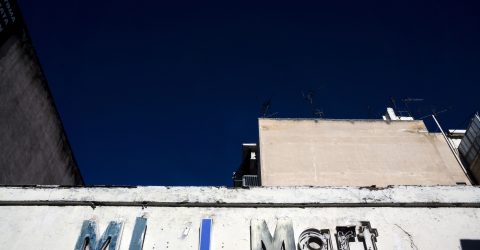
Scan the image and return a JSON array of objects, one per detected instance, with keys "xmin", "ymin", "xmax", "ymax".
[{"xmin": 461, "ymin": 240, "xmax": 480, "ymax": 249}]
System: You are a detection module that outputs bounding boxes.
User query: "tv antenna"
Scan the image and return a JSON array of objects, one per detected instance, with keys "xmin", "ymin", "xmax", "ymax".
[
  {"xmin": 313, "ymin": 108, "xmax": 324, "ymax": 118},
  {"xmin": 401, "ymin": 98, "xmax": 424, "ymax": 118},
  {"xmin": 260, "ymin": 98, "xmax": 278, "ymax": 118},
  {"xmin": 302, "ymin": 90, "xmax": 314, "ymax": 105},
  {"xmin": 302, "ymin": 90, "xmax": 323, "ymax": 118},
  {"xmin": 390, "ymin": 97, "xmax": 398, "ymax": 110},
  {"xmin": 418, "ymin": 107, "xmax": 449, "ymax": 120}
]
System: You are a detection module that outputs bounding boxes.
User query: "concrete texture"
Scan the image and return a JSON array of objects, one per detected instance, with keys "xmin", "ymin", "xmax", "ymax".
[
  {"xmin": 259, "ymin": 119, "xmax": 470, "ymax": 186},
  {"xmin": 1, "ymin": 185, "xmax": 480, "ymax": 206},
  {"xmin": 0, "ymin": 186, "xmax": 479, "ymax": 249},
  {"xmin": 0, "ymin": 33, "xmax": 83, "ymax": 185}
]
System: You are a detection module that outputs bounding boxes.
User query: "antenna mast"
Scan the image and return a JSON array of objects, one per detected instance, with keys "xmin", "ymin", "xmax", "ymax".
[
  {"xmin": 302, "ymin": 90, "xmax": 323, "ymax": 118},
  {"xmin": 401, "ymin": 98, "xmax": 424, "ymax": 118}
]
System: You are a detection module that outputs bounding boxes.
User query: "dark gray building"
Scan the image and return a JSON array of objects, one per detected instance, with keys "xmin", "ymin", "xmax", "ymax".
[{"xmin": 0, "ymin": 0, "xmax": 83, "ymax": 185}]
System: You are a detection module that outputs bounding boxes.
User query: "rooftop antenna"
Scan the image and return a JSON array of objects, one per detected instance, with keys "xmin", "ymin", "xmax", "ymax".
[
  {"xmin": 260, "ymin": 99, "xmax": 271, "ymax": 117},
  {"xmin": 260, "ymin": 98, "xmax": 278, "ymax": 118},
  {"xmin": 313, "ymin": 108, "xmax": 324, "ymax": 118},
  {"xmin": 390, "ymin": 97, "xmax": 398, "ymax": 110},
  {"xmin": 302, "ymin": 90, "xmax": 323, "ymax": 118},
  {"xmin": 418, "ymin": 107, "xmax": 449, "ymax": 120},
  {"xmin": 302, "ymin": 90, "xmax": 314, "ymax": 105},
  {"xmin": 401, "ymin": 98, "xmax": 424, "ymax": 118}
]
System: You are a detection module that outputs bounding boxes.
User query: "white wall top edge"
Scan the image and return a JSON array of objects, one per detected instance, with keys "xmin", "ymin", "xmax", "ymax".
[{"xmin": 0, "ymin": 186, "xmax": 479, "ymax": 206}]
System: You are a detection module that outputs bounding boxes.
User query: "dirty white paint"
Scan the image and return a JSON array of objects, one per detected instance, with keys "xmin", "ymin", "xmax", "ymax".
[{"xmin": 0, "ymin": 186, "xmax": 479, "ymax": 250}]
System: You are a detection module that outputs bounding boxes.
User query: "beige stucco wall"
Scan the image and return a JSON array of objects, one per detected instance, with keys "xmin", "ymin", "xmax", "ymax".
[{"xmin": 259, "ymin": 119, "xmax": 470, "ymax": 186}]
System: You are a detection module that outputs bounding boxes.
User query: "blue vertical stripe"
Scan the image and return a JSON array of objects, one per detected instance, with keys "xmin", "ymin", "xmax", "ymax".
[{"xmin": 199, "ymin": 218, "xmax": 212, "ymax": 250}]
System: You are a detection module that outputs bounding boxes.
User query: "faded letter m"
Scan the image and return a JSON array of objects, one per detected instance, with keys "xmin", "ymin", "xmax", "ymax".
[
  {"xmin": 74, "ymin": 220, "xmax": 124, "ymax": 250},
  {"xmin": 250, "ymin": 218, "xmax": 295, "ymax": 250}
]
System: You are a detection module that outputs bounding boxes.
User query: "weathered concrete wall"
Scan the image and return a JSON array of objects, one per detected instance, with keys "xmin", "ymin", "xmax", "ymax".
[
  {"xmin": 0, "ymin": 34, "xmax": 83, "ymax": 185},
  {"xmin": 0, "ymin": 186, "xmax": 479, "ymax": 250},
  {"xmin": 259, "ymin": 119, "xmax": 470, "ymax": 186}
]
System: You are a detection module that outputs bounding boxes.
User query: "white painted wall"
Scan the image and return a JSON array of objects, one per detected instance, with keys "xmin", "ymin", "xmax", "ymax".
[{"xmin": 0, "ymin": 186, "xmax": 479, "ymax": 250}]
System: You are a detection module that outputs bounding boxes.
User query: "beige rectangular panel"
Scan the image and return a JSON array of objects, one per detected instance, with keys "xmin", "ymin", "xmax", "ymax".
[{"xmin": 259, "ymin": 119, "xmax": 470, "ymax": 186}]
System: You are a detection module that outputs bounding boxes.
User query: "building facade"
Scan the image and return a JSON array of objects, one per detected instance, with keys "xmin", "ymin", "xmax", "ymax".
[
  {"xmin": 458, "ymin": 113, "xmax": 480, "ymax": 183},
  {"xmin": 1, "ymin": 113, "xmax": 480, "ymax": 249},
  {"xmin": 0, "ymin": 0, "xmax": 83, "ymax": 185},
  {"xmin": 1, "ymin": 1, "xmax": 480, "ymax": 249},
  {"xmin": 234, "ymin": 113, "xmax": 479, "ymax": 187},
  {"xmin": 1, "ymin": 186, "xmax": 480, "ymax": 250}
]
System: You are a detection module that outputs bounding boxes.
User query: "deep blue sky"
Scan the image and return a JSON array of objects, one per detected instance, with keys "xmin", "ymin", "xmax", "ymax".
[{"xmin": 18, "ymin": 0, "xmax": 480, "ymax": 186}]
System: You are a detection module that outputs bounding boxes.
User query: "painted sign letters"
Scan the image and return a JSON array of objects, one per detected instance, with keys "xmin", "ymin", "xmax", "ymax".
[
  {"xmin": 74, "ymin": 220, "xmax": 124, "ymax": 250},
  {"xmin": 199, "ymin": 218, "xmax": 213, "ymax": 250},
  {"xmin": 73, "ymin": 217, "xmax": 378, "ymax": 250},
  {"xmin": 250, "ymin": 219, "xmax": 379, "ymax": 250},
  {"xmin": 251, "ymin": 218, "xmax": 296, "ymax": 250}
]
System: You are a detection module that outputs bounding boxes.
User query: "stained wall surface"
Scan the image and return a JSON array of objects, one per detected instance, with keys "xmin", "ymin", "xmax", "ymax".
[
  {"xmin": 0, "ymin": 186, "xmax": 479, "ymax": 250},
  {"xmin": 259, "ymin": 119, "xmax": 470, "ymax": 186},
  {"xmin": 0, "ymin": 34, "xmax": 83, "ymax": 185}
]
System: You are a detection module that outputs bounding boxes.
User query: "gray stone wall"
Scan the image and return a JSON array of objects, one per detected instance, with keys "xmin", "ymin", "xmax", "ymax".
[{"xmin": 0, "ymin": 33, "xmax": 83, "ymax": 185}]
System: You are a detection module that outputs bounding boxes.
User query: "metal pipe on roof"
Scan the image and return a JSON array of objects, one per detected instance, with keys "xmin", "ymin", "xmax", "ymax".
[{"xmin": 432, "ymin": 114, "xmax": 473, "ymax": 184}]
